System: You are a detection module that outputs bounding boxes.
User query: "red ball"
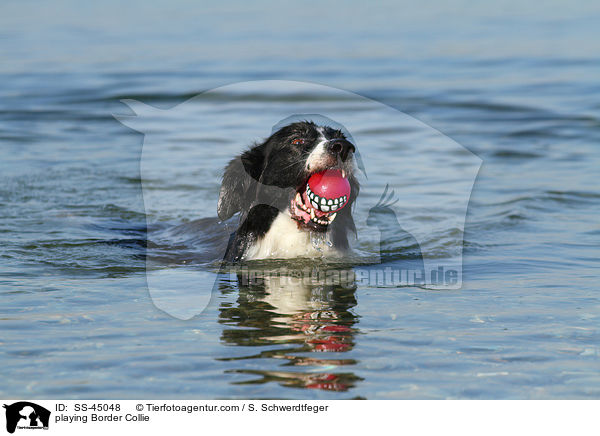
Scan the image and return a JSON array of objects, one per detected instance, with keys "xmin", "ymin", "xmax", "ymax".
[{"xmin": 307, "ymin": 169, "xmax": 351, "ymax": 213}]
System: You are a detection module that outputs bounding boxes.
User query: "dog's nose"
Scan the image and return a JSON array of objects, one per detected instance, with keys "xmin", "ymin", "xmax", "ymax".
[{"xmin": 327, "ymin": 139, "xmax": 355, "ymax": 161}]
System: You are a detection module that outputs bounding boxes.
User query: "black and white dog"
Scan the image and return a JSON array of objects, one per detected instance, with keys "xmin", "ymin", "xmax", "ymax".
[{"xmin": 218, "ymin": 121, "xmax": 359, "ymax": 262}]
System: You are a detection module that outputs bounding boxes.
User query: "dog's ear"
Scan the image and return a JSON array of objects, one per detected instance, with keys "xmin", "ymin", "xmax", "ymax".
[
  {"xmin": 217, "ymin": 145, "xmax": 265, "ymax": 221},
  {"xmin": 330, "ymin": 173, "xmax": 359, "ymax": 249},
  {"xmin": 343, "ymin": 173, "xmax": 360, "ymax": 231},
  {"xmin": 348, "ymin": 173, "xmax": 360, "ymax": 205}
]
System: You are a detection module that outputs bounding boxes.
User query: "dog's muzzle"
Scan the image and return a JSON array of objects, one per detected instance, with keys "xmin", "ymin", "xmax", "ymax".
[{"xmin": 327, "ymin": 139, "xmax": 355, "ymax": 161}]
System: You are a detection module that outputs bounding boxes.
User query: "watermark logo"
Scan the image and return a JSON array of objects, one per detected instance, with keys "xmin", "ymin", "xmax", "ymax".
[
  {"xmin": 3, "ymin": 402, "xmax": 50, "ymax": 433},
  {"xmin": 116, "ymin": 80, "xmax": 481, "ymax": 319}
]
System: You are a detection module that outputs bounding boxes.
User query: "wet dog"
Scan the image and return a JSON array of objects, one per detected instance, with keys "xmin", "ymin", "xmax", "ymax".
[{"xmin": 218, "ymin": 121, "xmax": 359, "ymax": 261}]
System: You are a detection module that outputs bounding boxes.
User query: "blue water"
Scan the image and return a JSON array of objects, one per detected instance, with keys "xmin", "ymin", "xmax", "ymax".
[{"xmin": 1, "ymin": 0, "xmax": 599, "ymax": 399}]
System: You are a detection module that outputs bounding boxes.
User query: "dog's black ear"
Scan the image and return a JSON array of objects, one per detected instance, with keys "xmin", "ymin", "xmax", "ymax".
[
  {"xmin": 217, "ymin": 145, "xmax": 265, "ymax": 221},
  {"xmin": 330, "ymin": 173, "xmax": 360, "ymax": 249},
  {"xmin": 347, "ymin": 173, "xmax": 360, "ymax": 234}
]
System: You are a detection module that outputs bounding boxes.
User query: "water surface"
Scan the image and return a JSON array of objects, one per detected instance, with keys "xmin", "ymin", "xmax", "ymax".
[{"xmin": 1, "ymin": 0, "xmax": 599, "ymax": 399}]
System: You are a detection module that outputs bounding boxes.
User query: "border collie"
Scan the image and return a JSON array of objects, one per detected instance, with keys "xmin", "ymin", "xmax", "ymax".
[{"xmin": 218, "ymin": 121, "xmax": 359, "ymax": 262}]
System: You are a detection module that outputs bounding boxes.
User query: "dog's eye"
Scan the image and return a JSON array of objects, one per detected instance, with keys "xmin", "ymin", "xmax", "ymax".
[{"xmin": 291, "ymin": 138, "xmax": 305, "ymax": 145}]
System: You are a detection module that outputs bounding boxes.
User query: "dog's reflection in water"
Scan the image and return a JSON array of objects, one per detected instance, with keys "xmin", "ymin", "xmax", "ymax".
[{"xmin": 217, "ymin": 264, "xmax": 362, "ymax": 392}]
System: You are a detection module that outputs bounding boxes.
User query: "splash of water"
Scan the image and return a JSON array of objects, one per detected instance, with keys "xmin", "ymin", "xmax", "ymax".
[{"xmin": 310, "ymin": 231, "xmax": 333, "ymax": 251}]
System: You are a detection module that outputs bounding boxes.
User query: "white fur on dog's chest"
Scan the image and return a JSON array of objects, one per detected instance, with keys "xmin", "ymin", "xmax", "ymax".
[{"xmin": 244, "ymin": 212, "xmax": 339, "ymax": 260}]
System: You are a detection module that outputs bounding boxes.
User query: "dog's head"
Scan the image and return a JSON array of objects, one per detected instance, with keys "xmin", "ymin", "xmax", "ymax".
[{"xmin": 218, "ymin": 121, "xmax": 359, "ymax": 233}]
